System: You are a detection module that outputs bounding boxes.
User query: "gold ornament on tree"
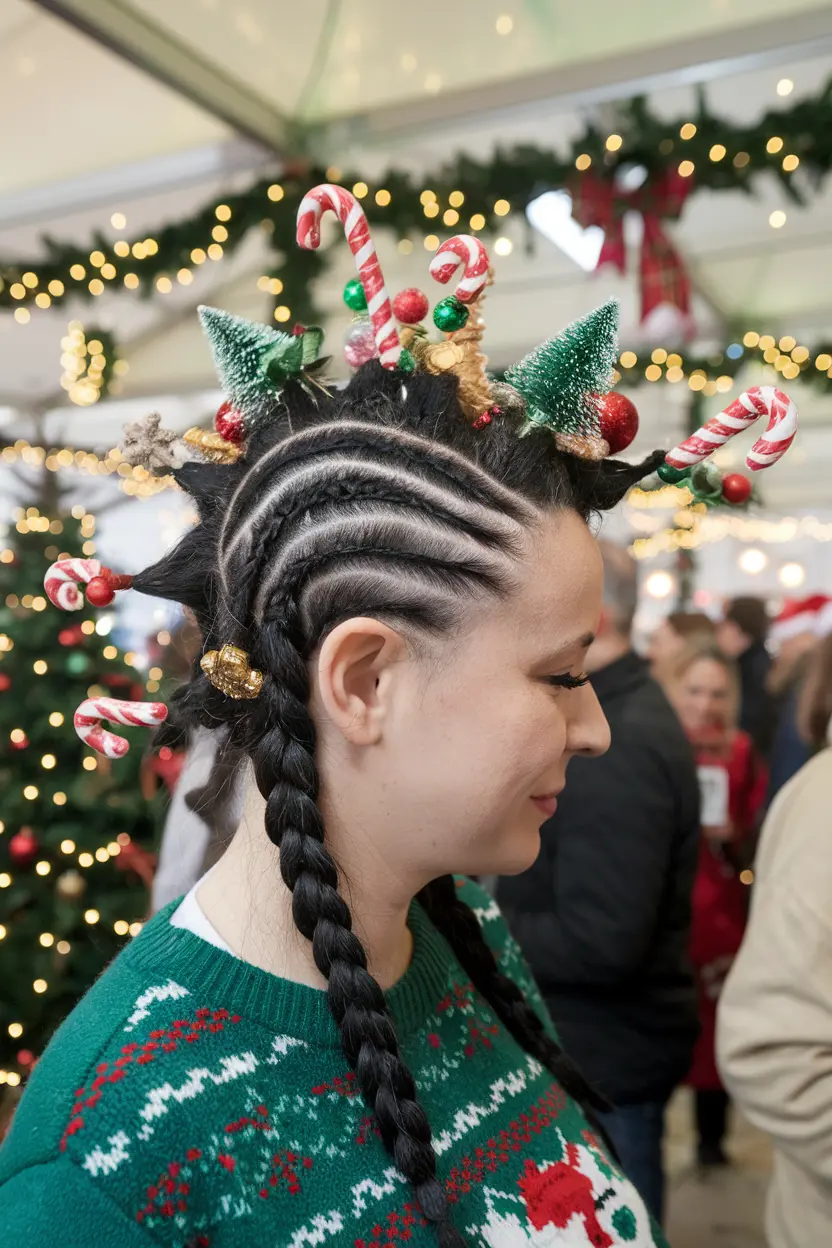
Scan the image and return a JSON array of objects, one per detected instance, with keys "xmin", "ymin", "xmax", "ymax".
[{"xmin": 56, "ymin": 869, "xmax": 86, "ymax": 900}]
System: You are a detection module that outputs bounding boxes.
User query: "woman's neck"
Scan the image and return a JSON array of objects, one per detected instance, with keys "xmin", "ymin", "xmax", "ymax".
[{"xmin": 196, "ymin": 781, "xmax": 415, "ymax": 991}]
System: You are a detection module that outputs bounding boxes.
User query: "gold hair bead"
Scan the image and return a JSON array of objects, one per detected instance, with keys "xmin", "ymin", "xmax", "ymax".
[{"xmin": 200, "ymin": 644, "xmax": 263, "ymax": 699}]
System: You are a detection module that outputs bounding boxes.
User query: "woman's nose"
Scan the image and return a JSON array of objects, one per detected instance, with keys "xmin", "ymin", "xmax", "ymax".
[{"xmin": 568, "ymin": 684, "xmax": 611, "ymax": 758}]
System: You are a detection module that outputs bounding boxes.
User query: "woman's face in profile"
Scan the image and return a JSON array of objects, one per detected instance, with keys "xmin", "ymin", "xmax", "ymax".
[{"xmin": 674, "ymin": 658, "xmax": 732, "ymax": 737}]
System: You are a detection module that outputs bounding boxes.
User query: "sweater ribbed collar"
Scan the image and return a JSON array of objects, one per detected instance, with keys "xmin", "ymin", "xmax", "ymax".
[{"xmin": 122, "ymin": 897, "xmax": 453, "ymax": 1049}]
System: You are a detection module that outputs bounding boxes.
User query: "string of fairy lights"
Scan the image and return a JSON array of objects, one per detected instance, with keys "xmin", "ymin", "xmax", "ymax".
[
  {"xmin": 615, "ymin": 331, "xmax": 832, "ymax": 393},
  {"xmin": 0, "ymin": 441, "xmax": 171, "ymax": 497}
]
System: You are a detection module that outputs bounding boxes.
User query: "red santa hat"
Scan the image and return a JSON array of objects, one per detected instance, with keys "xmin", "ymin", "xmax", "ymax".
[{"xmin": 771, "ymin": 594, "xmax": 832, "ymax": 643}]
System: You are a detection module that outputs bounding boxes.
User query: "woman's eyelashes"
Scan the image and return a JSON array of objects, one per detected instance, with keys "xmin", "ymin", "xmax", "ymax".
[{"xmin": 546, "ymin": 672, "xmax": 590, "ymax": 690}]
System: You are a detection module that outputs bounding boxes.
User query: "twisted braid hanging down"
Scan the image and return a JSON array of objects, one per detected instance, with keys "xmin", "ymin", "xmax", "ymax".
[
  {"xmin": 133, "ymin": 364, "xmax": 663, "ymax": 1246},
  {"xmin": 246, "ymin": 614, "xmax": 465, "ymax": 1247}
]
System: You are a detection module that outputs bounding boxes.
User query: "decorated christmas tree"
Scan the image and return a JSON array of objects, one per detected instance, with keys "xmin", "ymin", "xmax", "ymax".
[{"xmin": 0, "ymin": 473, "xmax": 164, "ymax": 1090}]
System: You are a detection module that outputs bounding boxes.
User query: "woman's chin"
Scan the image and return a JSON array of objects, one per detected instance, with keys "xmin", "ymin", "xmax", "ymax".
[{"xmin": 483, "ymin": 822, "xmax": 543, "ymax": 878}]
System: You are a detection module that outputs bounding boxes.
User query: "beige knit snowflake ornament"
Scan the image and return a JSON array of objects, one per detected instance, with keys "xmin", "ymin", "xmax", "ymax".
[{"xmin": 120, "ymin": 413, "xmax": 188, "ymax": 473}]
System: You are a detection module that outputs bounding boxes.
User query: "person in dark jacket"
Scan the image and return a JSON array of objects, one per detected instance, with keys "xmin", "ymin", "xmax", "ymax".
[
  {"xmin": 716, "ymin": 596, "xmax": 776, "ymax": 758},
  {"xmin": 497, "ymin": 541, "xmax": 700, "ymax": 1224}
]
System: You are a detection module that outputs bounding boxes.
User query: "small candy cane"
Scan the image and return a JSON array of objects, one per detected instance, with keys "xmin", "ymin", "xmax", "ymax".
[
  {"xmin": 665, "ymin": 385, "xmax": 798, "ymax": 473},
  {"xmin": 44, "ymin": 559, "xmax": 133, "ymax": 610},
  {"xmin": 429, "ymin": 235, "xmax": 490, "ymax": 304},
  {"xmin": 74, "ymin": 697, "xmax": 168, "ymax": 759},
  {"xmin": 297, "ymin": 184, "xmax": 401, "ymax": 368},
  {"xmin": 44, "ymin": 558, "xmax": 102, "ymax": 611}
]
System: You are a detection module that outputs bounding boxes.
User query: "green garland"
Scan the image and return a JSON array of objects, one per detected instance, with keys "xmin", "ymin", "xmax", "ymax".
[{"xmin": 2, "ymin": 79, "xmax": 832, "ymax": 391}]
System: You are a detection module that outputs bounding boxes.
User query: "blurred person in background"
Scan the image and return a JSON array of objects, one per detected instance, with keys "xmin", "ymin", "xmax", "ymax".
[
  {"xmin": 718, "ymin": 634, "xmax": 832, "ymax": 1248},
  {"xmin": 766, "ymin": 595, "xmax": 830, "ymax": 803},
  {"xmin": 648, "ymin": 609, "xmax": 716, "ymax": 681},
  {"xmin": 498, "ymin": 541, "xmax": 700, "ymax": 1224},
  {"xmin": 716, "ymin": 596, "xmax": 775, "ymax": 758},
  {"xmin": 666, "ymin": 643, "xmax": 767, "ymax": 1169}
]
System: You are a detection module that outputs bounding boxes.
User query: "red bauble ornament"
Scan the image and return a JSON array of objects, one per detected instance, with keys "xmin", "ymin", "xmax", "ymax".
[
  {"xmin": 85, "ymin": 576, "xmax": 115, "ymax": 607},
  {"xmin": 9, "ymin": 828, "xmax": 38, "ymax": 866},
  {"xmin": 58, "ymin": 626, "xmax": 85, "ymax": 646},
  {"xmin": 721, "ymin": 472, "xmax": 752, "ymax": 505},
  {"xmin": 594, "ymin": 392, "xmax": 639, "ymax": 454},
  {"xmin": 392, "ymin": 288, "xmax": 430, "ymax": 326},
  {"xmin": 214, "ymin": 400, "xmax": 245, "ymax": 445},
  {"xmin": 17, "ymin": 1050, "xmax": 34, "ymax": 1067},
  {"xmin": 0, "ymin": 672, "xmax": 10, "ymax": 691}
]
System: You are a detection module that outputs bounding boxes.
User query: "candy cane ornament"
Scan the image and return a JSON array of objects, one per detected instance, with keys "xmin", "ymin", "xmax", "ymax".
[
  {"xmin": 73, "ymin": 697, "xmax": 168, "ymax": 759},
  {"xmin": 429, "ymin": 235, "xmax": 490, "ymax": 305},
  {"xmin": 665, "ymin": 385, "xmax": 798, "ymax": 473},
  {"xmin": 297, "ymin": 184, "xmax": 401, "ymax": 369},
  {"xmin": 44, "ymin": 559, "xmax": 133, "ymax": 611}
]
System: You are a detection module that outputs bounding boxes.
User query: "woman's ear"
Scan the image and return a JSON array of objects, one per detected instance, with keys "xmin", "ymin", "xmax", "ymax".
[{"xmin": 315, "ymin": 618, "xmax": 408, "ymax": 746}]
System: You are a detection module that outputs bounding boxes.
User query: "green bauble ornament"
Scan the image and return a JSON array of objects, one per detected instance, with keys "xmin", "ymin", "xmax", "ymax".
[
  {"xmin": 433, "ymin": 297, "xmax": 469, "ymax": 333},
  {"xmin": 398, "ymin": 348, "xmax": 417, "ymax": 373},
  {"xmin": 66, "ymin": 652, "xmax": 90, "ymax": 675},
  {"xmin": 343, "ymin": 279, "xmax": 367, "ymax": 312},
  {"xmin": 657, "ymin": 462, "xmax": 691, "ymax": 484}
]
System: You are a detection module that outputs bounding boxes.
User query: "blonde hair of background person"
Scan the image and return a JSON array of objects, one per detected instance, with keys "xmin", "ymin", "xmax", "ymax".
[
  {"xmin": 648, "ymin": 611, "xmax": 716, "ymax": 681},
  {"xmin": 718, "ymin": 634, "xmax": 832, "ymax": 1248},
  {"xmin": 664, "ymin": 641, "xmax": 741, "ymax": 752}
]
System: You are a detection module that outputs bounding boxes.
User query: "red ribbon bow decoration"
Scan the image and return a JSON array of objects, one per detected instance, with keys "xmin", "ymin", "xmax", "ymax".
[{"xmin": 569, "ymin": 167, "xmax": 692, "ymax": 326}]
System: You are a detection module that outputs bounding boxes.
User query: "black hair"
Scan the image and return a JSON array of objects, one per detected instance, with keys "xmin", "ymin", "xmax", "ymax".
[
  {"xmin": 135, "ymin": 362, "xmax": 663, "ymax": 1247},
  {"xmin": 724, "ymin": 595, "xmax": 770, "ymax": 646}
]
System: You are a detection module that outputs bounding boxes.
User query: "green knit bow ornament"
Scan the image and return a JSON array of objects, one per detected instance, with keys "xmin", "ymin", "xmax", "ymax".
[
  {"xmin": 505, "ymin": 299, "xmax": 619, "ymax": 460},
  {"xmin": 198, "ymin": 306, "xmax": 329, "ymax": 428}
]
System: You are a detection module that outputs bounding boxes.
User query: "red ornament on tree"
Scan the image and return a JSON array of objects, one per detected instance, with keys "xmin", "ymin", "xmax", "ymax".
[
  {"xmin": 10, "ymin": 731, "xmax": 29, "ymax": 750},
  {"xmin": 9, "ymin": 828, "xmax": 38, "ymax": 866},
  {"xmin": 214, "ymin": 400, "xmax": 245, "ymax": 445},
  {"xmin": 392, "ymin": 288, "xmax": 430, "ymax": 326},
  {"xmin": 721, "ymin": 472, "xmax": 752, "ymax": 505},
  {"xmin": 593, "ymin": 392, "xmax": 640, "ymax": 454},
  {"xmin": 0, "ymin": 672, "xmax": 10, "ymax": 691},
  {"xmin": 85, "ymin": 576, "xmax": 115, "ymax": 607},
  {"xmin": 58, "ymin": 625, "xmax": 85, "ymax": 647}
]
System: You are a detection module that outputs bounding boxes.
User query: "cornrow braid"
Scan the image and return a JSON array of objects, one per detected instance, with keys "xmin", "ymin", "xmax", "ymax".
[{"xmin": 133, "ymin": 362, "xmax": 663, "ymax": 1246}]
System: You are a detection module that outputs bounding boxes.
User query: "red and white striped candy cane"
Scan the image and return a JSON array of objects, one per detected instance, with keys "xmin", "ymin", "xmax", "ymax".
[
  {"xmin": 429, "ymin": 235, "xmax": 490, "ymax": 304},
  {"xmin": 44, "ymin": 559, "xmax": 133, "ymax": 611},
  {"xmin": 44, "ymin": 558, "xmax": 102, "ymax": 611},
  {"xmin": 73, "ymin": 697, "xmax": 168, "ymax": 759},
  {"xmin": 665, "ymin": 385, "xmax": 798, "ymax": 473},
  {"xmin": 296, "ymin": 184, "xmax": 401, "ymax": 369}
]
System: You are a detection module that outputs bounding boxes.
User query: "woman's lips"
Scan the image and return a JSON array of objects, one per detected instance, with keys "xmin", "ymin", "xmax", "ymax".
[{"xmin": 531, "ymin": 794, "xmax": 559, "ymax": 818}]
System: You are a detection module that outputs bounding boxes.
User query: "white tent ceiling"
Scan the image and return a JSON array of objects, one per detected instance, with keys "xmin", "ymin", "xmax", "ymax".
[{"xmin": 2, "ymin": 0, "xmax": 832, "ymax": 521}]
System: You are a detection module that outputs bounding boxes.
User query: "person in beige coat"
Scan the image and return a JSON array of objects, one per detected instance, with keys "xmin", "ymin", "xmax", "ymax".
[{"xmin": 717, "ymin": 633, "xmax": 832, "ymax": 1248}]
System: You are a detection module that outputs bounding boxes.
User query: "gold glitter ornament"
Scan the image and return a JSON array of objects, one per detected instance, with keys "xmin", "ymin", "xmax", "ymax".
[
  {"xmin": 423, "ymin": 341, "xmax": 465, "ymax": 374},
  {"xmin": 182, "ymin": 427, "xmax": 242, "ymax": 465},
  {"xmin": 201, "ymin": 644, "xmax": 263, "ymax": 699}
]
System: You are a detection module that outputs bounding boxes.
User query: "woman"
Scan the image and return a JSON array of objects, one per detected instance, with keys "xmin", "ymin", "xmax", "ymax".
[
  {"xmin": 665, "ymin": 643, "xmax": 767, "ymax": 1168},
  {"xmin": 718, "ymin": 635, "xmax": 832, "ymax": 1248},
  {"xmin": 648, "ymin": 611, "xmax": 715, "ymax": 681},
  {"xmin": 0, "ymin": 204, "xmax": 670, "ymax": 1246}
]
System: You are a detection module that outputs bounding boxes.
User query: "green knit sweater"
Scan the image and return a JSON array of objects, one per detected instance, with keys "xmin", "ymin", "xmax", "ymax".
[{"xmin": 0, "ymin": 878, "xmax": 667, "ymax": 1247}]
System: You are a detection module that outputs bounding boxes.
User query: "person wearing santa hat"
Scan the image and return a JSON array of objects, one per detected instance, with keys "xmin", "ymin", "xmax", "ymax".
[{"xmin": 767, "ymin": 595, "xmax": 831, "ymax": 802}]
